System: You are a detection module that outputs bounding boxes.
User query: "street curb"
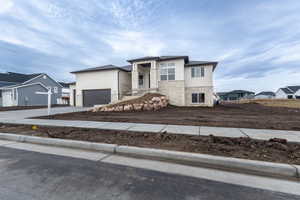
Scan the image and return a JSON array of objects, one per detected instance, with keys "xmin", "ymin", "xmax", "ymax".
[
  {"xmin": 0, "ymin": 133, "xmax": 116, "ymax": 153},
  {"xmin": 116, "ymin": 146, "xmax": 299, "ymax": 179},
  {"xmin": 0, "ymin": 133, "xmax": 299, "ymax": 179}
]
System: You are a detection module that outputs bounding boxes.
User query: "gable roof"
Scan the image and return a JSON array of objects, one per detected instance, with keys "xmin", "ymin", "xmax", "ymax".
[
  {"xmin": 279, "ymin": 88, "xmax": 294, "ymax": 94},
  {"xmin": 227, "ymin": 90, "xmax": 255, "ymax": 94},
  {"xmin": 255, "ymin": 91, "xmax": 275, "ymax": 96},
  {"xmin": 71, "ymin": 65, "xmax": 132, "ymax": 74},
  {"xmin": 59, "ymin": 82, "xmax": 71, "ymax": 88},
  {"xmin": 0, "ymin": 81, "xmax": 19, "ymax": 88},
  {"xmin": 287, "ymin": 86, "xmax": 300, "ymax": 93},
  {"xmin": 0, "ymin": 72, "xmax": 41, "ymax": 84}
]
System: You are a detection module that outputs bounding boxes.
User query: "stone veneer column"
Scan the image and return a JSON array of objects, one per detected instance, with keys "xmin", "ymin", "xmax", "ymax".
[
  {"xmin": 150, "ymin": 60, "xmax": 158, "ymax": 90},
  {"xmin": 132, "ymin": 63, "xmax": 139, "ymax": 94}
]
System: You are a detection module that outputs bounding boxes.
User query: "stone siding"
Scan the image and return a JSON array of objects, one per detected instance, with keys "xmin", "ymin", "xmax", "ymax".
[
  {"xmin": 158, "ymin": 80, "xmax": 185, "ymax": 106},
  {"xmin": 185, "ymin": 86, "xmax": 214, "ymax": 107}
]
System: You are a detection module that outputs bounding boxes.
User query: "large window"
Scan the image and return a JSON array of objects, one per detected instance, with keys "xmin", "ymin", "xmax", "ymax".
[
  {"xmin": 192, "ymin": 93, "xmax": 205, "ymax": 103},
  {"xmin": 160, "ymin": 63, "xmax": 175, "ymax": 81},
  {"xmin": 191, "ymin": 66, "xmax": 204, "ymax": 78}
]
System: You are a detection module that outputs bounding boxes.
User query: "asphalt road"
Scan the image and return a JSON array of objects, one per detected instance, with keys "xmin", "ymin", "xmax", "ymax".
[{"xmin": 0, "ymin": 146, "xmax": 299, "ymax": 200}]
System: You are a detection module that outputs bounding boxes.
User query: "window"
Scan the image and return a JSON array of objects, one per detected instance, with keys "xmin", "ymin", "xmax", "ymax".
[
  {"xmin": 138, "ymin": 75, "xmax": 144, "ymax": 86},
  {"xmin": 160, "ymin": 63, "xmax": 175, "ymax": 81},
  {"xmin": 47, "ymin": 86, "xmax": 51, "ymax": 91},
  {"xmin": 192, "ymin": 93, "xmax": 205, "ymax": 103},
  {"xmin": 191, "ymin": 67, "xmax": 204, "ymax": 78},
  {"xmin": 54, "ymin": 87, "xmax": 58, "ymax": 93}
]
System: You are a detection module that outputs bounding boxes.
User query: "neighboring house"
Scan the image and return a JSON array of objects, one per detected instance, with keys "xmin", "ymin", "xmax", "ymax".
[
  {"xmin": 71, "ymin": 56, "xmax": 218, "ymax": 107},
  {"xmin": 255, "ymin": 91, "xmax": 275, "ymax": 99},
  {"xmin": 0, "ymin": 72, "xmax": 63, "ymax": 107},
  {"xmin": 217, "ymin": 90, "xmax": 255, "ymax": 101},
  {"xmin": 58, "ymin": 82, "xmax": 71, "ymax": 105},
  {"xmin": 275, "ymin": 86, "xmax": 300, "ymax": 99}
]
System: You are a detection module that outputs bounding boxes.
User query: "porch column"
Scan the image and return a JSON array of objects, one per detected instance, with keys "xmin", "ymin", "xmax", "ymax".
[
  {"xmin": 132, "ymin": 63, "xmax": 139, "ymax": 94},
  {"xmin": 150, "ymin": 60, "xmax": 158, "ymax": 89}
]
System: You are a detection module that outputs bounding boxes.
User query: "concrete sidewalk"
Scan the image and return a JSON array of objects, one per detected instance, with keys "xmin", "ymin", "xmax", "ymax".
[
  {"xmin": 1, "ymin": 118, "xmax": 300, "ymax": 143},
  {"xmin": 0, "ymin": 106, "xmax": 88, "ymax": 120}
]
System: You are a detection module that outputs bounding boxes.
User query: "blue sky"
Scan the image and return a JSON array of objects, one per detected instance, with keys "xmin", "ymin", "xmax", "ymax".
[{"xmin": 0, "ymin": 0, "xmax": 300, "ymax": 92}]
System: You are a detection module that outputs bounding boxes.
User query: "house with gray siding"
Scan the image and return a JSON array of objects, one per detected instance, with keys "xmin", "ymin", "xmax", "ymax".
[
  {"xmin": 0, "ymin": 72, "xmax": 63, "ymax": 107},
  {"xmin": 217, "ymin": 90, "xmax": 255, "ymax": 101}
]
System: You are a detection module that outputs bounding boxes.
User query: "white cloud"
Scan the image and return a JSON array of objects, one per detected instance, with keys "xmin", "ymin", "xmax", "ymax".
[
  {"xmin": 102, "ymin": 31, "xmax": 165, "ymax": 56},
  {"xmin": 215, "ymin": 68, "xmax": 300, "ymax": 93},
  {"xmin": 0, "ymin": 0, "xmax": 13, "ymax": 14}
]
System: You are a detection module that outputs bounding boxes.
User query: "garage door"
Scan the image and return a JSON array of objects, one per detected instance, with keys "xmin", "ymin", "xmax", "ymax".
[{"xmin": 83, "ymin": 89, "xmax": 111, "ymax": 107}]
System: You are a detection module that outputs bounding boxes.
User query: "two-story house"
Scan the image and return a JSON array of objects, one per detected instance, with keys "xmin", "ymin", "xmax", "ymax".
[{"xmin": 71, "ymin": 56, "xmax": 218, "ymax": 107}]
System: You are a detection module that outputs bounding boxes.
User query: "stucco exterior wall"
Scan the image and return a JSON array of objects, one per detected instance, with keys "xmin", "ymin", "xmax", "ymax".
[
  {"xmin": 69, "ymin": 84, "xmax": 76, "ymax": 106},
  {"xmin": 119, "ymin": 71, "xmax": 132, "ymax": 99},
  {"xmin": 75, "ymin": 70, "xmax": 119, "ymax": 106},
  {"xmin": 184, "ymin": 65, "xmax": 214, "ymax": 87},
  {"xmin": 185, "ymin": 86, "xmax": 214, "ymax": 107},
  {"xmin": 158, "ymin": 80, "xmax": 185, "ymax": 106},
  {"xmin": 295, "ymin": 90, "xmax": 300, "ymax": 98}
]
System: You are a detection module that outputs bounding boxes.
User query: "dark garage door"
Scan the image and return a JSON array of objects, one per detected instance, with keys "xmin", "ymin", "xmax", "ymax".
[{"xmin": 83, "ymin": 89, "xmax": 111, "ymax": 107}]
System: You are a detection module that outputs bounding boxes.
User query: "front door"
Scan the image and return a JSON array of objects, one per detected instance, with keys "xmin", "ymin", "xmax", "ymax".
[{"xmin": 138, "ymin": 74, "xmax": 144, "ymax": 88}]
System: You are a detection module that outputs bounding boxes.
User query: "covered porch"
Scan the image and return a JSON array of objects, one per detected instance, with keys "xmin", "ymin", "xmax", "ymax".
[{"xmin": 131, "ymin": 60, "xmax": 159, "ymax": 96}]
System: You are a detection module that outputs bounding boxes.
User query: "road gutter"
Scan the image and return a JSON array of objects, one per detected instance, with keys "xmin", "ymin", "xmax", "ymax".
[{"xmin": 0, "ymin": 132, "xmax": 298, "ymax": 180}]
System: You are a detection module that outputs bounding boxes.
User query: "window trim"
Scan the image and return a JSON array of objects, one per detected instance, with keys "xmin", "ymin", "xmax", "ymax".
[{"xmin": 160, "ymin": 63, "xmax": 175, "ymax": 81}]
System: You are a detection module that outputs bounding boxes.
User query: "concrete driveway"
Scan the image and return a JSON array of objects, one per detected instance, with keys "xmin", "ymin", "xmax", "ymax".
[
  {"xmin": 0, "ymin": 106, "xmax": 88, "ymax": 120},
  {"xmin": 0, "ymin": 146, "xmax": 299, "ymax": 200}
]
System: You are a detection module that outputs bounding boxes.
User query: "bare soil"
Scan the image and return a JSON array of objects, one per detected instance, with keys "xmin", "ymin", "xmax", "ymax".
[
  {"xmin": 38, "ymin": 103, "xmax": 300, "ymax": 131},
  {"xmin": 1, "ymin": 123, "xmax": 299, "ymax": 165},
  {"xmin": 0, "ymin": 105, "xmax": 68, "ymax": 112}
]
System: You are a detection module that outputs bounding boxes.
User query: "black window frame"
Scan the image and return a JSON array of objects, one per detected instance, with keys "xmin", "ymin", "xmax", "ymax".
[{"xmin": 191, "ymin": 93, "xmax": 205, "ymax": 103}]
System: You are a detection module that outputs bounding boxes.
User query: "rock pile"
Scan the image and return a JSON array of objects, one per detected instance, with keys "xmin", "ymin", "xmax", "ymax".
[{"xmin": 92, "ymin": 95, "xmax": 169, "ymax": 112}]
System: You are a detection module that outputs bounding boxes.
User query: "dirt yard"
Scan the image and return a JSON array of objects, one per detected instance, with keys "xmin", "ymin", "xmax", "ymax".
[
  {"xmin": 237, "ymin": 99, "xmax": 300, "ymax": 108},
  {"xmin": 0, "ymin": 123, "xmax": 299, "ymax": 165},
  {"xmin": 0, "ymin": 105, "xmax": 68, "ymax": 112},
  {"xmin": 38, "ymin": 103, "xmax": 300, "ymax": 131}
]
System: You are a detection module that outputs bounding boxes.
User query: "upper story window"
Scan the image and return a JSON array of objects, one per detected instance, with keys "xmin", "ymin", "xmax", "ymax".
[
  {"xmin": 191, "ymin": 66, "xmax": 204, "ymax": 78},
  {"xmin": 54, "ymin": 87, "xmax": 58, "ymax": 93},
  {"xmin": 160, "ymin": 63, "xmax": 175, "ymax": 81}
]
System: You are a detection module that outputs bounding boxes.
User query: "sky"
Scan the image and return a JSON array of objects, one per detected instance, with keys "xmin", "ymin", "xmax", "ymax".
[{"xmin": 0, "ymin": 0, "xmax": 300, "ymax": 92}]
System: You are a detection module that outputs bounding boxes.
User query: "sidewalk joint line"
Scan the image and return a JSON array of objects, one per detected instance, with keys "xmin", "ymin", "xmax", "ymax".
[
  {"xmin": 239, "ymin": 128, "xmax": 250, "ymax": 138},
  {"xmin": 198, "ymin": 126, "xmax": 201, "ymax": 136},
  {"xmin": 159, "ymin": 125, "xmax": 168, "ymax": 133},
  {"xmin": 291, "ymin": 165, "xmax": 300, "ymax": 178},
  {"xmin": 97, "ymin": 154, "xmax": 113, "ymax": 162}
]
